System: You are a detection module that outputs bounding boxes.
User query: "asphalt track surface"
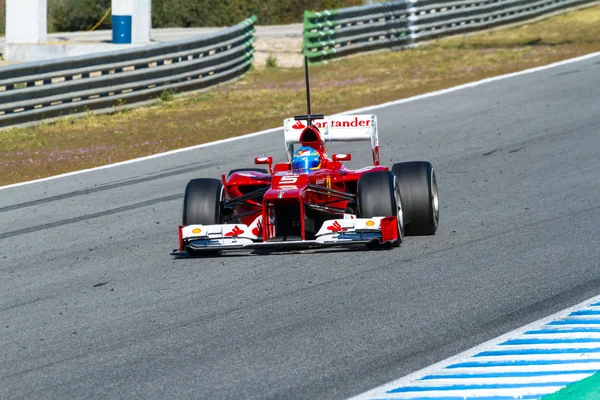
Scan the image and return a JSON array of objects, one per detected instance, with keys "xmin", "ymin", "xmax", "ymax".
[{"xmin": 1, "ymin": 55, "xmax": 599, "ymax": 399}]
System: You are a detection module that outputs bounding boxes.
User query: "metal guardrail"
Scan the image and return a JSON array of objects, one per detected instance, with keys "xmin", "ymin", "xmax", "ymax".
[
  {"xmin": 303, "ymin": 0, "xmax": 598, "ymax": 64},
  {"xmin": 0, "ymin": 16, "xmax": 257, "ymax": 128}
]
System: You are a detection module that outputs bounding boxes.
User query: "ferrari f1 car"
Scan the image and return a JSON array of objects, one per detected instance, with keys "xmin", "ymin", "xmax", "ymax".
[{"xmin": 177, "ymin": 112, "xmax": 439, "ymax": 255}]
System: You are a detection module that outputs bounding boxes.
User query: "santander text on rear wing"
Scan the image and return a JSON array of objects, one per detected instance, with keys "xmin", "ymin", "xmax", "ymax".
[{"xmin": 283, "ymin": 115, "xmax": 380, "ymax": 165}]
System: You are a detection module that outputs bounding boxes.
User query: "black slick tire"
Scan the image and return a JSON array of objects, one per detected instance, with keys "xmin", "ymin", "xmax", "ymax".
[
  {"xmin": 182, "ymin": 178, "xmax": 224, "ymax": 225},
  {"xmin": 182, "ymin": 178, "xmax": 225, "ymax": 256},
  {"xmin": 391, "ymin": 161, "xmax": 439, "ymax": 236},
  {"xmin": 356, "ymin": 171, "xmax": 403, "ymax": 248}
]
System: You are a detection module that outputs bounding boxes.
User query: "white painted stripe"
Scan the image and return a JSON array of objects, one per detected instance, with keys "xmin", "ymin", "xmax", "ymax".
[
  {"xmin": 0, "ymin": 126, "xmax": 282, "ymax": 191},
  {"xmin": 436, "ymin": 364, "xmax": 600, "ymax": 374},
  {"xmin": 470, "ymin": 353, "xmax": 600, "ymax": 362},
  {"xmin": 527, "ymin": 330, "xmax": 600, "ymax": 335},
  {"xmin": 523, "ymin": 333, "xmax": 600, "ymax": 339},
  {"xmin": 1, "ymin": 51, "xmax": 599, "ymax": 192},
  {"xmin": 373, "ymin": 387, "xmax": 561, "ymax": 398},
  {"xmin": 555, "ymin": 314, "xmax": 600, "ymax": 319},
  {"xmin": 349, "ymin": 293, "xmax": 600, "ymax": 399},
  {"xmin": 544, "ymin": 323, "xmax": 600, "ymax": 328},
  {"xmin": 412, "ymin": 374, "xmax": 590, "ymax": 385},
  {"xmin": 495, "ymin": 343, "xmax": 600, "ymax": 349},
  {"xmin": 540, "ymin": 326, "xmax": 600, "ymax": 330},
  {"xmin": 540, "ymin": 318, "xmax": 600, "ymax": 329}
]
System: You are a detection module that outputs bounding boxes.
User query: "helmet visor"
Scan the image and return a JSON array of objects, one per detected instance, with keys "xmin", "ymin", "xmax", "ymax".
[{"xmin": 293, "ymin": 156, "xmax": 319, "ymax": 172}]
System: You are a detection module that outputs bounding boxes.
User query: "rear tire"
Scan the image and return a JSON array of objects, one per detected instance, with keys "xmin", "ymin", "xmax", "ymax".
[
  {"xmin": 182, "ymin": 178, "xmax": 224, "ymax": 226},
  {"xmin": 391, "ymin": 162, "xmax": 439, "ymax": 236},
  {"xmin": 356, "ymin": 171, "xmax": 404, "ymax": 248},
  {"xmin": 227, "ymin": 168, "xmax": 268, "ymax": 177}
]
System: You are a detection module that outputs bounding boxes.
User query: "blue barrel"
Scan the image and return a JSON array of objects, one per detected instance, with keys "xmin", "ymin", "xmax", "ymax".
[{"xmin": 112, "ymin": 15, "xmax": 132, "ymax": 44}]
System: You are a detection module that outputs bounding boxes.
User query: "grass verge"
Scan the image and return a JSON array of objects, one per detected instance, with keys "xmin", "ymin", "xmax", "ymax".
[{"xmin": 1, "ymin": 5, "xmax": 599, "ymax": 186}]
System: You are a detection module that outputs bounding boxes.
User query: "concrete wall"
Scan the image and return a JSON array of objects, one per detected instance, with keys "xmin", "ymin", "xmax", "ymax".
[
  {"xmin": 6, "ymin": 0, "xmax": 47, "ymax": 43},
  {"xmin": 4, "ymin": 42, "xmax": 146, "ymax": 63},
  {"xmin": 3, "ymin": 0, "xmax": 152, "ymax": 61}
]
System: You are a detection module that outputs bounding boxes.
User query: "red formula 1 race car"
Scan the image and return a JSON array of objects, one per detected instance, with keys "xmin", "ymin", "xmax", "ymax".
[{"xmin": 177, "ymin": 112, "xmax": 439, "ymax": 256}]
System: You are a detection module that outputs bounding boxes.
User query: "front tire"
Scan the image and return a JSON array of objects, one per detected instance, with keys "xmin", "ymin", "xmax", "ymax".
[
  {"xmin": 182, "ymin": 178, "xmax": 224, "ymax": 226},
  {"xmin": 182, "ymin": 179, "xmax": 225, "ymax": 256},
  {"xmin": 391, "ymin": 162, "xmax": 439, "ymax": 236},
  {"xmin": 356, "ymin": 171, "xmax": 404, "ymax": 248}
]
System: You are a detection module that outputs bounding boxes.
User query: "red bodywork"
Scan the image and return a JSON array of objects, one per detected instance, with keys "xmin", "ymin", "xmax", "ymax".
[{"xmin": 221, "ymin": 124, "xmax": 388, "ymax": 242}]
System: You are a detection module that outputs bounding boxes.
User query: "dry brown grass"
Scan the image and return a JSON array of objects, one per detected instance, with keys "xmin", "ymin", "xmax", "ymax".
[{"xmin": 1, "ymin": 5, "xmax": 599, "ymax": 186}]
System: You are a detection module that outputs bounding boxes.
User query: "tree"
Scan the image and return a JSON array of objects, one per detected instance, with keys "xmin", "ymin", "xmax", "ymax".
[{"xmin": 49, "ymin": 0, "xmax": 111, "ymax": 32}]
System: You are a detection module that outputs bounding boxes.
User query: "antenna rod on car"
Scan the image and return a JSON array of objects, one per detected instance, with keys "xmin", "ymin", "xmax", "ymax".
[{"xmin": 304, "ymin": 55, "xmax": 312, "ymax": 126}]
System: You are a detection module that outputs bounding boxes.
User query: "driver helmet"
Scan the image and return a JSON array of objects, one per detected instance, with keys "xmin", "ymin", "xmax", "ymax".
[{"xmin": 292, "ymin": 146, "xmax": 321, "ymax": 173}]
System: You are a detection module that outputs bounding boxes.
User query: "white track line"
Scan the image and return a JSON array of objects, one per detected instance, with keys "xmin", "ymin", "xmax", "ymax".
[
  {"xmin": 348, "ymin": 293, "xmax": 600, "ymax": 400},
  {"xmin": 432, "ymin": 363, "xmax": 600, "ymax": 373},
  {"xmin": 1, "ymin": 51, "xmax": 599, "ymax": 192},
  {"xmin": 371, "ymin": 387, "xmax": 561, "ymax": 398}
]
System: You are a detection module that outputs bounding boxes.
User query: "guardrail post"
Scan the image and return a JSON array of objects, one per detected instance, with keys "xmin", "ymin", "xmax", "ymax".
[
  {"xmin": 302, "ymin": 10, "xmax": 310, "ymax": 57},
  {"xmin": 5, "ymin": 0, "xmax": 47, "ymax": 44},
  {"xmin": 112, "ymin": 0, "xmax": 151, "ymax": 44},
  {"xmin": 133, "ymin": 0, "xmax": 152, "ymax": 44}
]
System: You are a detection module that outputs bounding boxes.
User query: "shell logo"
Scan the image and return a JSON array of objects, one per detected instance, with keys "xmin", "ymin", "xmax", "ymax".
[
  {"xmin": 192, "ymin": 228, "xmax": 202, "ymax": 234},
  {"xmin": 366, "ymin": 220, "xmax": 375, "ymax": 227}
]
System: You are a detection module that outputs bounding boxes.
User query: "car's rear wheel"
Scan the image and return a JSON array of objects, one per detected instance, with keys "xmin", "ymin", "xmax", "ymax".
[
  {"xmin": 391, "ymin": 162, "xmax": 438, "ymax": 236},
  {"xmin": 227, "ymin": 168, "xmax": 268, "ymax": 177},
  {"xmin": 356, "ymin": 171, "xmax": 404, "ymax": 248}
]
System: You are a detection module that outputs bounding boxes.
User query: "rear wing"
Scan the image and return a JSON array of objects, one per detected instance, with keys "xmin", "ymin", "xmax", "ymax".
[{"xmin": 283, "ymin": 115, "xmax": 380, "ymax": 165}]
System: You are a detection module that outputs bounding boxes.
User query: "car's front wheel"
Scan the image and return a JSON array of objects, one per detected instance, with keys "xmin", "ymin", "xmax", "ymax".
[
  {"xmin": 182, "ymin": 179, "xmax": 225, "ymax": 256},
  {"xmin": 182, "ymin": 178, "xmax": 224, "ymax": 226},
  {"xmin": 356, "ymin": 171, "xmax": 404, "ymax": 248}
]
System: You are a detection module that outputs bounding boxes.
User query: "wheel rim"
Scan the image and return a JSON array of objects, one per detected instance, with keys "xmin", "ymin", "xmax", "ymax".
[
  {"xmin": 394, "ymin": 178, "xmax": 404, "ymax": 239},
  {"xmin": 218, "ymin": 185, "xmax": 225, "ymax": 223},
  {"xmin": 431, "ymin": 169, "xmax": 439, "ymax": 229}
]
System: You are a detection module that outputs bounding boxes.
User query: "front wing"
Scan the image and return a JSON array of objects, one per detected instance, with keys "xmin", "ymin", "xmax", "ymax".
[{"xmin": 178, "ymin": 216, "xmax": 399, "ymax": 253}]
